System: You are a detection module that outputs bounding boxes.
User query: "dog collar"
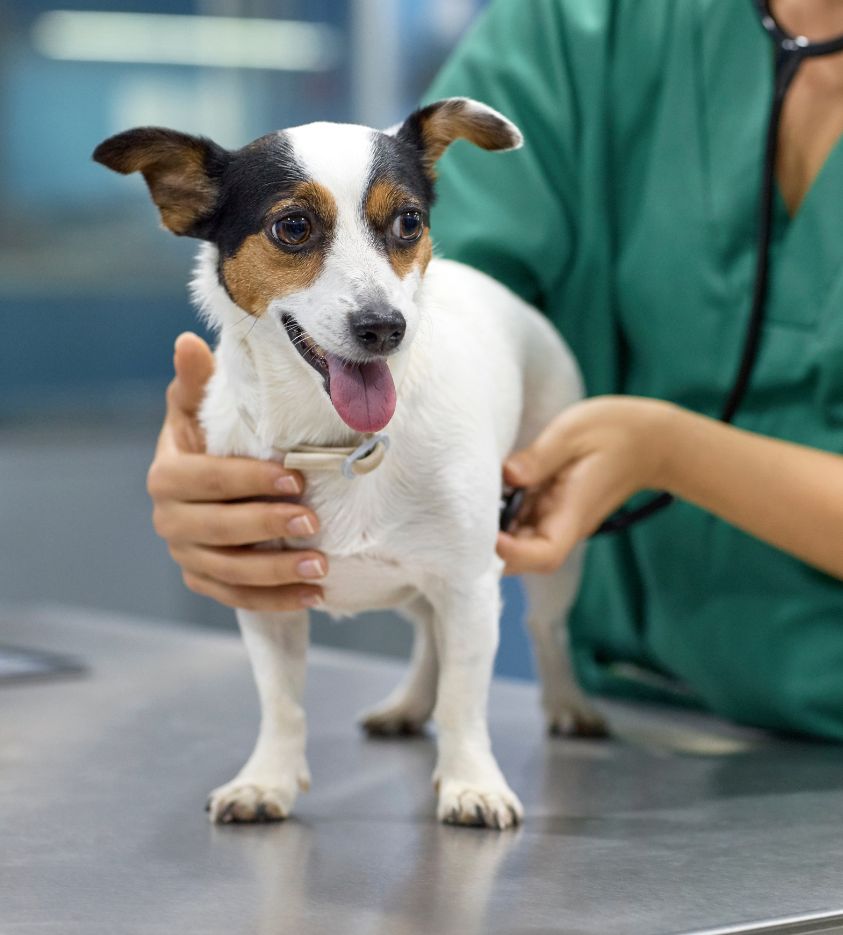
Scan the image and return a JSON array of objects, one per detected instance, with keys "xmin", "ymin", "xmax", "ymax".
[
  {"xmin": 284, "ymin": 435, "xmax": 390, "ymax": 479},
  {"xmin": 236, "ymin": 405, "xmax": 389, "ymax": 479}
]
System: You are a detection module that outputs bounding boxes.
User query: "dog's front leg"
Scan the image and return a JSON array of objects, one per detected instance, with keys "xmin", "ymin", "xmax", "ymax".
[
  {"xmin": 207, "ymin": 610, "xmax": 310, "ymax": 823},
  {"xmin": 429, "ymin": 570, "xmax": 523, "ymax": 830}
]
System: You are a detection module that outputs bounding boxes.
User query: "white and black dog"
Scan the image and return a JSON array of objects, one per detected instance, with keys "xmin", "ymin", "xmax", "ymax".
[{"xmin": 94, "ymin": 98, "xmax": 604, "ymax": 830}]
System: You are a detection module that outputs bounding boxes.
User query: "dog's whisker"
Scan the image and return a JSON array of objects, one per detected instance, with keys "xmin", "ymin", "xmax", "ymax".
[
  {"xmin": 290, "ymin": 331, "xmax": 327, "ymax": 362},
  {"xmin": 231, "ymin": 312, "xmax": 253, "ymax": 329},
  {"xmin": 237, "ymin": 315, "xmax": 261, "ymax": 349}
]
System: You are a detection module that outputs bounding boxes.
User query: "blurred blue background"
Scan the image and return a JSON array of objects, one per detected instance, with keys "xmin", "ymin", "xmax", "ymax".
[{"xmin": 0, "ymin": 0, "xmax": 534, "ymax": 679}]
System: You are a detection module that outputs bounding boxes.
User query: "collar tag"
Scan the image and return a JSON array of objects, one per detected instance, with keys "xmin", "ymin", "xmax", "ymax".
[{"xmin": 342, "ymin": 433, "xmax": 390, "ymax": 480}]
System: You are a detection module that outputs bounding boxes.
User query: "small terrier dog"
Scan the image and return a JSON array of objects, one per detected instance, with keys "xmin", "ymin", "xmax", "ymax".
[{"xmin": 94, "ymin": 98, "xmax": 604, "ymax": 830}]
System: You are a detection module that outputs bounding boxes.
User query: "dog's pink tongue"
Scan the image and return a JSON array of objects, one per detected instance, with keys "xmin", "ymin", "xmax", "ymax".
[{"xmin": 325, "ymin": 353, "xmax": 396, "ymax": 433}]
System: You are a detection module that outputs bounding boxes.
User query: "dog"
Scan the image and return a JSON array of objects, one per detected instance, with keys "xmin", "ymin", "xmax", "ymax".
[{"xmin": 94, "ymin": 98, "xmax": 605, "ymax": 830}]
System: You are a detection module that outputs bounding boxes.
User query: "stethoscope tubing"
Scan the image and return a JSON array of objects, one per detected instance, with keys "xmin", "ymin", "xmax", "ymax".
[
  {"xmin": 584, "ymin": 0, "xmax": 843, "ymax": 537},
  {"xmin": 753, "ymin": 0, "xmax": 843, "ymax": 58}
]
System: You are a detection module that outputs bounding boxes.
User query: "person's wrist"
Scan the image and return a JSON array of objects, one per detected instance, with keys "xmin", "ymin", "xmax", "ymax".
[
  {"xmin": 636, "ymin": 399, "xmax": 684, "ymax": 492},
  {"xmin": 627, "ymin": 398, "xmax": 682, "ymax": 491}
]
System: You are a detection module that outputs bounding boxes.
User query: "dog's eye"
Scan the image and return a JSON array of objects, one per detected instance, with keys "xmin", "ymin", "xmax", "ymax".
[
  {"xmin": 391, "ymin": 211, "xmax": 423, "ymax": 242},
  {"xmin": 272, "ymin": 215, "xmax": 312, "ymax": 246}
]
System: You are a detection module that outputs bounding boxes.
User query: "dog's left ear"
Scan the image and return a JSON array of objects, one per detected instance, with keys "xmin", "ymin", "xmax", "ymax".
[
  {"xmin": 93, "ymin": 127, "xmax": 228, "ymax": 238},
  {"xmin": 394, "ymin": 98, "xmax": 523, "ymax": 179}
]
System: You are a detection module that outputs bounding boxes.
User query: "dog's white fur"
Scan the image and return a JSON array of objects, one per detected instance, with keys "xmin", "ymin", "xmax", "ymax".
[{"xmin": 192, "ymin": 112, "xmax": 603, "ymax": 828}]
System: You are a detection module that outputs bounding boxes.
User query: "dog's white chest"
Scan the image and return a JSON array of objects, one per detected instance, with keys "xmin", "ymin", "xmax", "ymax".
[
  {"xmin": 297, "ymin": 472, "xmax": 428, "ymax": 615},
  {"xmin": 319, "ymin": 553, "xmax": 421, "ymax": 616}
]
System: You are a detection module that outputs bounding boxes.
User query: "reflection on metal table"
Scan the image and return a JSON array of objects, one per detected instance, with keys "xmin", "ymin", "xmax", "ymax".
[{"xmin": 3, "ymin": 605, "xmax": 843, "ymax": 935}]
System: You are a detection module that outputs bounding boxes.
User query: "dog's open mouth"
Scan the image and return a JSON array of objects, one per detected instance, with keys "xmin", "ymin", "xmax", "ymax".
[{"xmin": 282, "ymin": 314, "xmax": 396, "ymax": 434}]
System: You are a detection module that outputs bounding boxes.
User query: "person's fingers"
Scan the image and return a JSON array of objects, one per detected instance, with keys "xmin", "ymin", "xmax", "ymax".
[
  {"xmin": 504, "ymin": 419, "xmax": 575, "ymax": 487},
  {"xmin": 498, "ymin": 454, "xmax": 637, "ymax": 574},
  {"xmin": 170, "ymin": 332, "xmax": 215, "ymax": 418},
  {"xmin": 153, "ymin": 500, "xmax": 320, "ymax": 548},
  {"xmin": 496, "ymin": 517, "xmax": 580, "ymax": 575},
  {"xmin": 182, "ymin": 572, "xmax": 323, "ymax": 612},
  {"xmin": 170, "ymin": 544, "xmax": 328, "ymax": 588},
  {"xmin": 503, "ymin": 416, "xmax": 576, "ymax": 488},
  {"xmin": 156, "ymin": 334, "xmax": 216, "ymax": 455},
  {"xmin": 496, "ymin": 469, "xmax": 584, "ymax": 573},
  {"xmin": 147, "ymin": 452, "xmax": 303, "ymax": 503}
]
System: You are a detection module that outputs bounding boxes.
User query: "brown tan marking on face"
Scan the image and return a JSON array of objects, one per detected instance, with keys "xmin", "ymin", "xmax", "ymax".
[
  {"xmin": 289, "ymin": 180, "xmax": 338, "ymax": 232},
  {"xmin": 365, "ymin": 179, "xmax": 431, "ymax": 279},
  {"xmin": 414, "ymin": 234, "xmax": 433, "ymax": 277},
  {"xmin": 365, "ymin": 179, "xmax": 407, "ymax": 230},
  {"xmin": 386, "ymin": 227, "xmax": 432, "ymax": 279},
  {"xmin": 221, "ymin": 181, "xmax": 337, "ymax": 316}
]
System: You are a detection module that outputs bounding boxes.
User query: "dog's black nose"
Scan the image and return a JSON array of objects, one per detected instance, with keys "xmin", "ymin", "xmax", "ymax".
[{"xmin": 350, "ymin": 306, "xmax": 406, "ymax": 354}]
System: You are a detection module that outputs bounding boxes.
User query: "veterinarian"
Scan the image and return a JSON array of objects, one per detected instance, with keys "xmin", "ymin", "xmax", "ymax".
[{"xmin": 146, "ymin": 0, "xmax": 843, "ymax": 739}]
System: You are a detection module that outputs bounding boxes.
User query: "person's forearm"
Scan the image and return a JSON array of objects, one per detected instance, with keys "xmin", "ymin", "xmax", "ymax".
[{"xmin": 658, "ymin": 406, "xmax": 843, "ymax": 579}]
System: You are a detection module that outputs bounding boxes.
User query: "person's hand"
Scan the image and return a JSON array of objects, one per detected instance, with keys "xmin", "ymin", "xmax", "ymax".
[
  {"xmin": 496, "ymin": 396, "xmax": 676, "ymax": 574},
  {"xmin": 147, "ymin": 332, "xmax": 326, "ymax": 611}
]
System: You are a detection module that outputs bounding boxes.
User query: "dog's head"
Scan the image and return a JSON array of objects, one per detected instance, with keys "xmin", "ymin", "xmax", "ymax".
[{"xmin": 94, "ymin": 99, "xmax": 521, "ymax": 433}]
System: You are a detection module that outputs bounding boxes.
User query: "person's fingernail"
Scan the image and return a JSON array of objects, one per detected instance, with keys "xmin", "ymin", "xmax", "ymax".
[
  {"xmin": 300, "ymin": 592, "xmax": 323, "ymax": 608},
  {"xmin": 297, "ymin": 558, "xmax": 326, "ymax": 579},
  {"xmin": 275, "ymin": 475, "xmax": 300, "ymax": 495},
  {"xmin": 287, "ymin": 515, "xmax": 315, "ymax": 537}
]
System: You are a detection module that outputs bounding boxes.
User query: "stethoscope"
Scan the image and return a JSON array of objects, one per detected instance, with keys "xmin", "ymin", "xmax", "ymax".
[{"xmin": 500, "ymin": 0, "xmax": 843, "ymax": 536}]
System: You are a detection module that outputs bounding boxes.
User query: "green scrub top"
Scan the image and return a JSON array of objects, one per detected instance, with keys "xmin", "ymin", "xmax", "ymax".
[{"xmin": 426, "ymin": 0, "xmax": 843, "ymax": 738}]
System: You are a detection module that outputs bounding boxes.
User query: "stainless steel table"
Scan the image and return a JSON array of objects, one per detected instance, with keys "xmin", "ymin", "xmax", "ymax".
[{"xmin": 3, "ymin": 605, "xmax": 843, "ymax": 935}]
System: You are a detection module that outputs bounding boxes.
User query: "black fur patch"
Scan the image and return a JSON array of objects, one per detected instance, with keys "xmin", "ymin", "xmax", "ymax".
[
  {"xmin": 94, "ymin": 127, "xmax": 311, "ymax": 257},
  {"xmin": 363, "ymin": 130, "xmax": 435, "ymax": 252},
  {"xmin": 210, "ymin": 132, "xmax": 309, "ymax": 258},
  {"xmin": 393, "ymin": 111, "xmax": 438, "ymax": 187},
  {"xmin": 369, "ymin": 131, "xmax": 434, "ymax": 208}
]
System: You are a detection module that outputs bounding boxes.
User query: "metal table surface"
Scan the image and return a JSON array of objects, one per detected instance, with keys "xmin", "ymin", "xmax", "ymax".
[{"xmin": 4, "ymin": 605, "xmax": 843, "ymax": 935}]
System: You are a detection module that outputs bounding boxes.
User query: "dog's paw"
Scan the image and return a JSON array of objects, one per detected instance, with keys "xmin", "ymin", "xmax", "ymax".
[
  {"xmin": 358, "ymin": 697, "xmax": 433, "ymax": 737},
  {"xmin": 436, "ymin": 779, "xmax": 523, "ymax": 830},
  {"xmin": 207, "ymin": 769, "xmax": 309, "ymax": 824},
  {"xmin": 544, "ymin": 700, "xmax": 609, "ymax": 739}
]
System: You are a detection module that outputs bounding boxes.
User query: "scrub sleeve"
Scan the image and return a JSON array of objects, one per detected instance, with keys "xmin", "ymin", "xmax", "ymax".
[{"xmin": 426, "ymin": 0, "xmax": 843, "ymax": 739}]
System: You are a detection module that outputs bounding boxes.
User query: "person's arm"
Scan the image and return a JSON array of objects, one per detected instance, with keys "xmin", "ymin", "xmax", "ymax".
[
  {"xmin": 147, "ymin": 332, "xmax": 326, "ymax": 611},
  {"xmin": 497, "ymin": 396, "xmax": 843, "ymax": 581}
]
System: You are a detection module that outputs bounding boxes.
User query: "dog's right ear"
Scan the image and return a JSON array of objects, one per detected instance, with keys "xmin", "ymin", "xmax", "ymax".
[
  {"xmin": 393, "ymin": 98, "xmax": 523, "ymax": 182},
  {"xmin": 93, "ymin": 128, "xmax": 228, "ymax": 238}
]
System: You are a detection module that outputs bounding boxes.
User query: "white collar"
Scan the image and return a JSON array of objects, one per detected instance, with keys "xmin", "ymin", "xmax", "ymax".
[{"xmin": 237, "ymin": 405, "xmax": 389, "ymax": 480}]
